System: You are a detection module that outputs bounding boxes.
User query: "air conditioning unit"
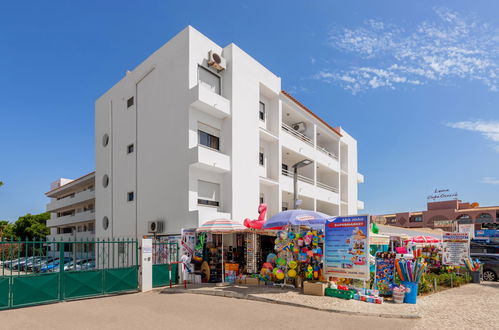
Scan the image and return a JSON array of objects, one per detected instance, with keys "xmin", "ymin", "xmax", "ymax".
[
  {"xmin": 147, "ymin": 220, "xmax": 164, "ymax": 233},
  {"xmin": 208, "ymin": 50, "xmax": 226, "ymax": 71},
  {"xmin": 292, "ymin": 122, "xmax": 307, "ymax": 133}
]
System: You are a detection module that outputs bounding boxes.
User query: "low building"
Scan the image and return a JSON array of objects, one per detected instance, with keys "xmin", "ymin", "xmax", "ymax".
[
  {"xmin": 372, "ymin": 200, "xmax": 499, "ymax": 232},
  {"xmin": 45, "ymin": 172, "xmax": 96, "ymax": 249}
]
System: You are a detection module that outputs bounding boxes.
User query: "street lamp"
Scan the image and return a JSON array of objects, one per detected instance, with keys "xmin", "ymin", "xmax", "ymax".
[{"xmin": 292, "ymin": 159, "xmax": 312, "ymax": 209}]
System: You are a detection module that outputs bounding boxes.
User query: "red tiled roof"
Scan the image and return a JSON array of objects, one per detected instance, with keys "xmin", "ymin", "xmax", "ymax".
[{"xmin": 281, "ymin": 90, "xmax": 342, "ymax": 137}]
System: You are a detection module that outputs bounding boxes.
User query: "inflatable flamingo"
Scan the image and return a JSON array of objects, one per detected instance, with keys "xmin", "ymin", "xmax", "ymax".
[{"xmin": 243, "ymin": 203, "xmax": 267, "ymax": 229}]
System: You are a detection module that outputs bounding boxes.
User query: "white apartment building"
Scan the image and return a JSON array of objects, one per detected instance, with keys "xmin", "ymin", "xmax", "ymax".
[
  {"xmin": 46, "ymin": 172, "xmax": 96, "ymax": 246},
  {"xmin": 95, "ymin": 26, "xmax": 364, "ymax": 239}
]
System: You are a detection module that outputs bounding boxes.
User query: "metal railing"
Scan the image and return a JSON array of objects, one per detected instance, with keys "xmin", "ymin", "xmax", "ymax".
[
  {"xmin": 0, "ymin": 238, "xmax": 138, "ymax": 276},
  {"xmin": 282, "ymin": 169, "xmax": 314, "ymax": 185},
  {"xmin": 316, "ymin": 181, "xmax": 339, "ymax": 193},
  {"xmin": 281, "ymin": 123, "xmax": 314, "ymax": 146},
  {"xmin": 316, "ymin": 145, "xmax": 339, "ymax": 159}
]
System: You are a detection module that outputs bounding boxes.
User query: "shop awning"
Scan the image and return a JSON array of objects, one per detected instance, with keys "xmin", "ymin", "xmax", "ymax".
[
  {"xmin": 370, "ymin": 233, "xmax": 390, "ymax": 245},
  {"xmin": 197, "ymin": 219, "xmax": 247, "ymax": 233}
]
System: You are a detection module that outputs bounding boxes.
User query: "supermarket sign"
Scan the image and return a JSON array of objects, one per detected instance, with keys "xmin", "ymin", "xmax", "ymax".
[{"xmin": 442, "ymin": 233, "xmax": 469, "ymax": 266}]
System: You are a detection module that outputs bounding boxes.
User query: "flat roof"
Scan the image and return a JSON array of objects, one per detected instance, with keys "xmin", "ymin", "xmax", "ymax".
[{"xmin": 45, "ymin": 171, "xmax": 95, "ymax": 197}]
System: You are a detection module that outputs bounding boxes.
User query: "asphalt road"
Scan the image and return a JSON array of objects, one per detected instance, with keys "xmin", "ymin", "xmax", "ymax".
[{"xmin": 1, "ymin": 292, "xmax": 415, "ymax": 330}]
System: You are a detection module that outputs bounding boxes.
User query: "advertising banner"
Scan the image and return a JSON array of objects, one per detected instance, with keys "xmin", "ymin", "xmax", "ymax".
[
  {"xmin": 180, "ymin": 228, "xmax": 196, "ymax": 258},
  {"xmin": 442, "ymin": 232, "xmax": 469, "ymax": 266},
  {"xmin": 324, "ymin": 215, "xmax": 370, "ymax": 280},
  {"xmin": 458, "ymin": 224, "xmax": 475, "ymax": 239}
]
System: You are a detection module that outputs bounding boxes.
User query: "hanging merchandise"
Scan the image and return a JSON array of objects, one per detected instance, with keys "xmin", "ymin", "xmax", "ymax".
[
  {"xmin": 192, "ymin": 233, "xmax": 206, "ymax": 263},
  {"xmin": 374, "ymin": 252, "xmax": 396, "ymax": 296}
]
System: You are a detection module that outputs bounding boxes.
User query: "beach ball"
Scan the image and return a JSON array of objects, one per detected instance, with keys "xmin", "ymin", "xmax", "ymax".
[
  {"xmin": 263, "ymin": 262, "xmax": 273, "ymax": 270},
  {"xmin": 288, "ymin": 269, "xmax": 297, "ymax": 278},
  {"xmin": 272, "ymin": 268, "xmax": 279, "ymax": 275},
  {"xmin": 266, "ymin": 253, "xmax": 277, "ymax": 264},
  {"xmin": 288, "ymin": 260, "xmax": 298, "ymax": 269},
  {"xmin": 276, "ymin": 258, "xmax": 286, "ymax": 266},
  {"xmin": 288, "ymin": 232, "xmax": 295, "ymax": 240},
  {"xmin": 276, "ymin": 269, "xmax": 285, "ymax": 280}
]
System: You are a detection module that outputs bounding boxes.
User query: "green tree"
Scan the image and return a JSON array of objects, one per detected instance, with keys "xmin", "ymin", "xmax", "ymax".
[
  {"xmin": 13, "ymin": 213, "xmax": 50, "ymax": 240},
  {"xmin": 0, "ymin": 220, "xmax": 16, "ymax": 240}
]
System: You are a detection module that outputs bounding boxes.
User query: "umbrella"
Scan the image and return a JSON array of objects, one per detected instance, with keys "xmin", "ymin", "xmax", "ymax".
[
  {"xmin": 262, "ymin": 210, "xmax": 331, "ymax": 229},
  {"xmin": 197, "ymin": 219, "xmax": 247, "ymax": 233},
  {"xmin": 197, "ymin": 219, "xmax": 246, "ymax": 283},
  {"xmin": 404, "ymin": 236, "xmax": 441, "ymax": 244}
]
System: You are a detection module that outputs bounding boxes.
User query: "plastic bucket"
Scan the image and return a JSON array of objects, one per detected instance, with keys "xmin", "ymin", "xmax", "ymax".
[
  {"xmin": 392, "ymin": 290, "xmax": 405, "ymax": 304},
  {"xmin": 401, "ymin": 281, "xmax": 418, "ymax": 304},
  {"xmin": 471, "ymin": 271, "xmax": 480, "ymax": 284}
]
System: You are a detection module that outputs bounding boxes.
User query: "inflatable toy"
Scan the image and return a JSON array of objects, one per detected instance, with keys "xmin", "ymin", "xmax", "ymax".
[
  {"xmin": 288, "ymin": 232, "xmax": 295, "ymax": 240},
  {"xmin": 276, "ymin": 269, "xmax": 285, "ymax": 280},
  {"xmin": 243, "ymin": 204, "xmax": 267, "ymax": 229},
  {"xmin": 288, "ymin": 269, "xmax": 297, "ymax": 278},
  {"xmin": 262, "ymin": 262, "xmax": 273, "ymax": 270},
  {"xmin": 276, "ymin": 258, "xmax": 286, "ymax": 266},
  {"xmin": 288, "ymin": 260, "xmax": 297, "ymax": 269},
  {"xmin": 266, "ymin": 253, "xmax": 277, "ymax": 264},
  {"xmin": 192, "ymin": 233, "xmax": 206, "ymax": 263}
]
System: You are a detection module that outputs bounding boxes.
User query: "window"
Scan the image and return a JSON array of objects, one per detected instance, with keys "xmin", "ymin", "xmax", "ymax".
[
  {"xmin": 127, "ymin": 144, "xmax": 134, "ymax": 154},
  {"xmin": 102, "ymin": 216, "xmax": 109, "ymax": 230},
  {"xmin": 198, "ymin": 65, "xmax": 221, "ymax": 95},
  {"xmin": 102, "ymin": 134, "xmax": 109, "ymax": 147},
  {"xmin": 198, "ymin": 123, "xmax": 220, "ymax": 150},
  {"xmin": 282, "ymin": 164, "xmax": 289, "ymax": 175},
  {"xmin": 410, "ymin": 215, "xmax": 423, "ymax": 223},
  {"xmin": 478, "ymin": 213, "xmax": 492, "ymax": 220},
  {"xmin": 198, "ymin": 180, "xmax": 220, "ymax": 208},
  {"xmin": 282, "ymin": 202, "xmax": 289, "ymax": 211},
  {"xmin": 127, "ymin": 97, "xmax": 134, "ymax": 108},
  {"xmin": 259, "ymin": 101, "xmax": 266, "ymax": 121},
  {"xmin": 102, "ymin": 175, "xmax": 109, "ymax": 188},
  {"xmin": 127, "ymin": 191, "xmax": 134, "ymax": 202},
  {"xmin": 260, "ymin": 194, "xmax": 264, "ymax": 204},
  {"xmin": 259, "ymin": 152, "xmax": 264, "ymax": 166}
]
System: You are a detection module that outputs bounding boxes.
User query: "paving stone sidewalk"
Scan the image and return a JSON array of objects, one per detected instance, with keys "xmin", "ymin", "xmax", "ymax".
[{"xmin": 161, "ymin": 281, "xmax": 499, "ymax": 328}]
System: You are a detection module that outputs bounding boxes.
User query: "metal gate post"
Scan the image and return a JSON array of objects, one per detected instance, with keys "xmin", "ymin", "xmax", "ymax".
[{"xmin": 59, "ymin": 241, "xmax": 64, "ymax": 301}]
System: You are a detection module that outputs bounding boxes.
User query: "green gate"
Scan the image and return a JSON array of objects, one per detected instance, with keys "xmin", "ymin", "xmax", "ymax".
[
  {"xmin": 152, "ymin": 241, "xmax": 179, "ymax": 287},
  {"xmin": 0, "ymin": 238, "xmax": 139, "ymax": 309}
]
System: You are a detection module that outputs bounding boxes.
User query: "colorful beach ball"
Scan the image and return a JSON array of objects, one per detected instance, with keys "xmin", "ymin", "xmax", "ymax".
[
  {"xmin": 276, "ymin": 258, "xmax": 286, "ymax": 266},
  {"xmin": 288, "ymin": 269, "xmax": 297, "ymax": 278},
  {"xmin": 276, "ymin": 269, "xmax": 285, "ymax": 280},
  {"xmin": 288, "ymin": 260, "xmax": 298, "ymax": 269},
  {"xmin": 266, "ymin": 253, "xmax": 277, "ymax": 264}
]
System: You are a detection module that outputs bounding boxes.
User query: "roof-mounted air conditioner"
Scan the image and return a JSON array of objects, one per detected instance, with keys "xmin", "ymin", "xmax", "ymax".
[{"xmin": 208, "ymin": 50, "xmax": 226, "ymax": 72}]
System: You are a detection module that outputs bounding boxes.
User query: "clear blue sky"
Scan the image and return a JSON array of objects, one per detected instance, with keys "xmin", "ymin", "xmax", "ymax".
[{"xmin": 1, "ymin": 1, "xmax": 498, "ymax": 221}]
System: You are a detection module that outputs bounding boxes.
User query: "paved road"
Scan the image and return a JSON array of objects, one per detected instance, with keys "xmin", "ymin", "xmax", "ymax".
[{"xmin": 1, "ymin": 292, "xmax": 415, "ymax": 330}]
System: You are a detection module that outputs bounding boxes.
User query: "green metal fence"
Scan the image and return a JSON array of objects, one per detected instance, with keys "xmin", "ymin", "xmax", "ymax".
[
  {"xmin": 152, "ymin": 241, "xmax": 179, "ymax": 287},
  {"xmin": 0, "ymin": 238, "xmax": 138, "ymax": 309}
]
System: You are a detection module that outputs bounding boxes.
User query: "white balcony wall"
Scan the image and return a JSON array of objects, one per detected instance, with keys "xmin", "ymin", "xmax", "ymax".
[
  {"xmin": 189, "ymin": 145, "xmax": 231, "ymax": 172},
  {"xmin": 47, "ymin": 189, "xmax": 95, "ymax": 213},
  {"xmin": 189, "ymin": 84, "xmax": 231, "ymax": 119},
  {"xmin": 47, "ymin": 210, "xmax": 95, "ymax": 228}
]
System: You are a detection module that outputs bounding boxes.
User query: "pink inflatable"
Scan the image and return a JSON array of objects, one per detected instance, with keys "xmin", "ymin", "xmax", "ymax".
[{"xmin": 243, "ymin": 204, "xmax": 267, "ymax": 229}]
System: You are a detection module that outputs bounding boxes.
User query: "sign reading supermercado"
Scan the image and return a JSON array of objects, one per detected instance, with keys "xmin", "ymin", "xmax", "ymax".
[
  {"xmin": 442, "ymin": 232, "xmax": 469, "ymax": 266},
  {"xmin": 324, "ymin": 215, "xmax": 370, "ymax": 280}
]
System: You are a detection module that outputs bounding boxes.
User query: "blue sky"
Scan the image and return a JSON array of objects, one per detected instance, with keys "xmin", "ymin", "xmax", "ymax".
[{"xmin": 1, "ymin": 1, "xmax": 498, "ymax": 221}]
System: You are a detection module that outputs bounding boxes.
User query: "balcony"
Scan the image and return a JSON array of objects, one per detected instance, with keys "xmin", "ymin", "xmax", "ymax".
[
  {"xmin": 46, "ymin": 189, "xmax": 95, "ymax": 212},
  {"xmin": 195, "ymin": 207, "xmax": 231, "ymax": 227},
  {"xmin": 189, "ymin": 84, "xmax": 230, "ymax": 119},
  {"xmin": 281, "ymin": 169, "xmax": 316, "ymax": 199},
  {"xmin": 189, "ymin": 145, "xmax": 230, "ymax": 173},
  {"xmin": 47, "ymin": 210, "xmax": 95, "ymax": 228}
]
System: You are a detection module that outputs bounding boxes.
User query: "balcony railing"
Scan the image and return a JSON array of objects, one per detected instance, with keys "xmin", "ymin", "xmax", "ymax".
[
  {"xmin": 316, "ymin": 145, "xmax": 338, "ymax": 160},
  {"xmin": 316, "ymin": 181, "xmax": 339, "ymax": 193},
  {"xmin": 282, "ymin": 169, "xmax": 314, "ymax": 185},
  {"xmin": 282, "ymin": 123, "xmax": 314, "ymax": 147}
]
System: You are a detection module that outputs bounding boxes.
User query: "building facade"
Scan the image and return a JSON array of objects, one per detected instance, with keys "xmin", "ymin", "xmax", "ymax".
[
  {"xmin": 373, "ymin": 200, "xmax": 499, "ymax": 231},
  {"xmin": 95, "ymin": 26, "xmax": 364, "ymax": 239},
  {"xmin": 45, "ymin": 172, "xmax": 96, "ymax": 245}
]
